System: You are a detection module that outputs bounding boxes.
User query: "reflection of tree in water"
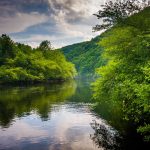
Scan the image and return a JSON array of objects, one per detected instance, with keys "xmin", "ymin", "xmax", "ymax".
[
  {"xmin": 90, "ymin": 120, "xmax": 121, "ymax": 150},
  {"xmin": 0, "ymin": 80, "xmax": 77, "ymax": 127}
]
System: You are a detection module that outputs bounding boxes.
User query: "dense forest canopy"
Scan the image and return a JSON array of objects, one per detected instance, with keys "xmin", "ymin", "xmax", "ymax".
[
  {"xmin": 0, "ymin": 34, "xmax": 77, "ymax": 83},
  {"xmin": 93, "ymin": 4, "xmax": 150, "ymax": 142}
]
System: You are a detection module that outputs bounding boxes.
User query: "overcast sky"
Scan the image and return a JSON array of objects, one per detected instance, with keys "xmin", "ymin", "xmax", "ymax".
[{"xmin": 0, "ymin": 0, "xmax": 107, "ymax": 48}]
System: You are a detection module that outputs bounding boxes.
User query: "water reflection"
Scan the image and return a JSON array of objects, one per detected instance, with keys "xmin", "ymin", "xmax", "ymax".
[
  {"xmin": 0, "ymin": 104, "xmax": 102, "ymax": 150},
  {"xmin": 0, "ymin": 80, "xmax": 147, "ymax": 150},
  {"xmin": 92, "ymin": 99, "xmax": 128, "ymax": 134},
  {"xmin": 90, "ymin": 120, "xmax": 121, "ymax": 150},
  {"xmin": 92, "ymin": 99, "xmax": 150, "ymax": 149},
  {"xmin": 0, "ymin": 80, "xmax": 105, "ymax": 150},
  {"xmin": 0, "ymin": 81, "xmax": 77, "ymax": 127}
]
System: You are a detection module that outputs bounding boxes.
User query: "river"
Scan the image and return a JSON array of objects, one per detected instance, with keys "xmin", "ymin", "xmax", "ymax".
[{"xmin": 0, "ymin": 80, "xmax": 148, "ymax": 150}]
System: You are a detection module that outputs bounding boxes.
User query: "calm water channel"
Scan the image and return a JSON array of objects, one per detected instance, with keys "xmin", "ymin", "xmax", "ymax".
[{"xmin": 0, "ymin": 80, "xmax": 149, "ymax": 150}]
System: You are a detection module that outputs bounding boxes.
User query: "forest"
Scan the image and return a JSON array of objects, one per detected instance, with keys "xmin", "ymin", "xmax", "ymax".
[
  {"xmin": 61, "ymin": 35, "xmax": 106, "ymax": 76},
  {"xmin": 0, "ymin": 35, "xmax": 77, "ymax": 83},
  {"xmin": 93, "ymin": 4, "xmax": 150, "ymax": 141}
]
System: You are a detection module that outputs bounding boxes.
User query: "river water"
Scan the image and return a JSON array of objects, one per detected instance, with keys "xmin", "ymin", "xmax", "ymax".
[{"xmin": 0, "ymin": 80, "xmax": 149, "ymax": 150}]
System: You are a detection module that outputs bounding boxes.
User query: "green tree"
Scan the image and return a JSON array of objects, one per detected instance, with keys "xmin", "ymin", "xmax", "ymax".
[
  {"xmin": 0, "ymin": 35, "xmax": 77, "ymax": 83},
  {"xmin": 0, "ymin": 34, "xmax": 16, "ymax": 61},
  {"xmin": 93, "ymin": 7, "xmax": 150, "ymax": 141},
  {"xmin": 93, "ymin": 0, "xmax": 149, "ymax": 31},
  {"xmin": 39, "ymin": 40, "xmax": 52, "ymax": 51}
]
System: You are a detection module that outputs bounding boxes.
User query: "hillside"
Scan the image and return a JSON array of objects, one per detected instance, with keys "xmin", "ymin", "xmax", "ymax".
[
  {"xmin": 60, "ymin": 36, "xmax": 106, "ymax": 76},
  {"xmin": 0, "ymin": 35, "xmax": 77, "ymax": 83},
  {"xmin": 93, "ymin": 7, "xmax": 150, "ymax": 141}
]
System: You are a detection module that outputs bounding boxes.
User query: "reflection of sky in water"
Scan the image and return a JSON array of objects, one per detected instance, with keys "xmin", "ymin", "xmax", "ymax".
[{"xmin": 0, "ymin": 104, "xmax": 106, "ymax": 150}]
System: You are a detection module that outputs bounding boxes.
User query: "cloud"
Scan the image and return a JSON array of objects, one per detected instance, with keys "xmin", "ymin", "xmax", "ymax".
[
  {"xmin": 0, "ymin": 0, "xmax": 50, "ymax": 34},
  {"xmin": 48, "ymin": 0, "xmax": 105, "ymax": 21},
  {"xmin": 0, "ymin": 12, "xmax": 49, "ymax": 34},
  {"xmin": 12, "ymin": 33, "xmax": 87, "ymax": 48},
  {"xmin": 45, "ymin": 0, "xmax": 105, "ymax": 47},
  {"xmin": 0, "ymin": 0, "xmax": 49, "ymax": 16},
  {"xmin": 1, "ymin": 0, "xmax": 107, "ymax": 47}
]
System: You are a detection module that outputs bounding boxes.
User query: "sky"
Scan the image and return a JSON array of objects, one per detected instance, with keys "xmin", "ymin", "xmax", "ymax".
[{"xmin": 0, "ymin": 0, "xmax": 107, "ymax": 48}]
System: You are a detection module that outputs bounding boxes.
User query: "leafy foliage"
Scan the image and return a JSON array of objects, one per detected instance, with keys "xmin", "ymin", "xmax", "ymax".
[
  {"xmin": 0, "ymin": 35, "xmax": 77, "ymax": 83},
  {"xmin": 39, "ymin": 40, "xmax": 52, "ymax": 51},
  {"xmin": 61, "ymin": 36, "xmax": 106, "ymax": 76},
  {"xmin": 93, "ymin": 0, "xmax": 150, "ymax": 31},
  {"xmin": 93, "ymin": 7, "xmax": 150, "ymax": 141}
]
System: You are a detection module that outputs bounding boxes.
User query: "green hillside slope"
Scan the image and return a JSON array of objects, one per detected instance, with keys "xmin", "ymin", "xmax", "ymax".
[
  {"xmin": 93, "ymin": 7, "xmax": 150, "ymax": 141},
  {"xmin": 0, "ymin": 35, "xmax": 77, "ymax": 84},
  {"xmin": 60, "ymin": 36, "xmax": 106, "ymax": 76}
]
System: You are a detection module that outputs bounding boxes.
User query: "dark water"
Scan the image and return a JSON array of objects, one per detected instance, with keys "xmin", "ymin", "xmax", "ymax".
[{"xmin": 0, "ymin": 80, "xmax": 149, "ymax": 150}]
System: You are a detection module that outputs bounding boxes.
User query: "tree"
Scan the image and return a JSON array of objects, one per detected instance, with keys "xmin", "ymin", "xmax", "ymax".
[
  {"xmin": 0, "ymin": 34, "xmax": 15, "ymax": 58},
  {"xmin": 39, "ymin": 40, "xmax": 52, "ymax": 51},
  {"xmin": 93, "ymin": 7, "xmax": 150, "ymax": 141},
  {"xmin": 0, "ymin": 35, "xmax": 77, "ymax": 83},
  {"xmin": 93, "ymin": 0, "xmax": 150, "ymax": 31}
]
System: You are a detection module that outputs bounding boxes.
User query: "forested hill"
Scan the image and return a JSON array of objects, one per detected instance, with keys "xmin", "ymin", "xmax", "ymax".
[
  {"xmin": 60, "ymin": 35, "xmax": 106, "ymax": 76},
  {"xmin": 0, "ymin": 35, "xmax": 77, "ymax": 84},
  {"xmin": 93, "ymin": 6, "xmax": 150, "ymax": 141}
]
